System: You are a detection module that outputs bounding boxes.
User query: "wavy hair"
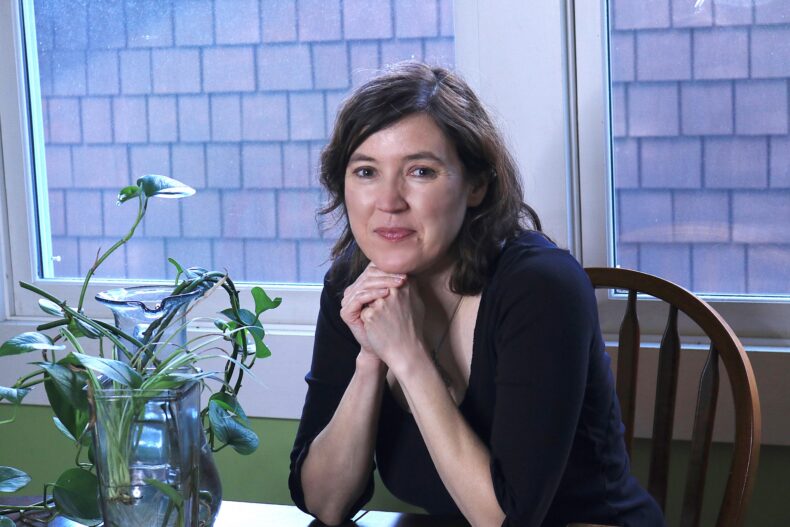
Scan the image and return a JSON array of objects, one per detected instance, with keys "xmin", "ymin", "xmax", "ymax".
[{"xmin": 320, "ymin": 62, "xmax": 542, "ymax": 295}]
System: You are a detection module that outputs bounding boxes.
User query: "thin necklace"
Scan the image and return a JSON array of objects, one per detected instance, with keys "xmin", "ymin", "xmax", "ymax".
[{"xmin": 432, "ymin": 295, "xmax": 463, "ymax": 387}]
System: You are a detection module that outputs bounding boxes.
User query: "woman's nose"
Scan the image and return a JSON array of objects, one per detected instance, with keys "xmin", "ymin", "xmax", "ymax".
[{"xmin": 375, "ymin": 177, "xmax": 408, "ymax": 212}]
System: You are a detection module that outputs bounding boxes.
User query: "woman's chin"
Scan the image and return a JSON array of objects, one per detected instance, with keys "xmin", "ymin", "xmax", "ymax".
[{"xmin": 368, "ymin": 257, "xmax": 415, "ymax": 275}]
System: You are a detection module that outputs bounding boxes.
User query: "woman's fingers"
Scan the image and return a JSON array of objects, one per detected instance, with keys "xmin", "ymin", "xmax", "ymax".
[
  {"xmin": 341, "ymin": 278, "xmax": 401, "ymax": 307},
  {"xmin": 340, "ymin": 289, "xmax": 389, "ymax": 323}
]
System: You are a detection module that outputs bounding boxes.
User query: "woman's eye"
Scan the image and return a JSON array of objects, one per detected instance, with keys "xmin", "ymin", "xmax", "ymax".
[
  {"xmin": 353, "ymin": 167, "xmax": 374, "ymax": 178},
  {"xmin": 410, "ymin": 167, "xmax": 437, "ymax": 178}
]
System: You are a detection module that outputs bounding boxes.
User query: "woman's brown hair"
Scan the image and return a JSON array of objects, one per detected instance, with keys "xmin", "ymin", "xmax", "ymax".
[{"xmin": 320, "ymin": 62, "xmax": 542, "ymax": 295}]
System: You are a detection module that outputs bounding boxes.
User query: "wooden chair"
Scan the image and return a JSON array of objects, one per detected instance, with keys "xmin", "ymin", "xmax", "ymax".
[{"xmin": 585, "ymin": 267, "xmax": 760, "ymax": 527}]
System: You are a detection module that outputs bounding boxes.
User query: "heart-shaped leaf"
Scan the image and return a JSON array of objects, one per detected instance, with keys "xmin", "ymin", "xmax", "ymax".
[
  {"xmin": 36, "ymin": 362, "xmax": 89, "ymax": 411},
  {"xmin": 0, "ymin": 386, "xmax": 31, "ymax": 404},
  {"xmin": 0, "ymin": 466, "xmax": 31, "ymax": 492},
  {"xmin": 251, "ymin": 287, "xmax": 282, "ymax": 316},
  {"xmin": 208, "ymin": 399, "xmax": 259, "ymax": 455},
  {"xmin": 52, "ymin": 468, "xmax": 101, "ymax": 525},
  {"xmin": 0, "ymin": 332, "xmax": 64, "ymax": 357},
  {"xmin": 39, "ymin": 298, "xmax": 64, "ymax": 317},
  {"xmin": 209, "ymin": 392, "xmax": 249, "ymax": 423},
  {"xmin": 52, "ymin": 416, "xmax": 77, "ymax": 442},
  {"xmin": 116, "ymin": 184, "xmax": 141, "ymax": 204},
  {"xmin": 72, "ymin": 353, "xmax": 143, "ymax": 388},
  {"xmin": 44, "ymin": 373, "xmax": 90, "ymax": 444},
  {"xmin": 137, "ymin": 174, "xmax": 195, "ymax": 199},
  {"xmin": 247, "ymin": 325, "xmax": 271, "ymax": 359},
  {"xmin": 221, "ymin": 308, "xmax": 257, "ymax": 327}
]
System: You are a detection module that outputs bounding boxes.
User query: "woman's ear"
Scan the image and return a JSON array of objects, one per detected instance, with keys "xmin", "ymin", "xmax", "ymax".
[{"xmin": 466, "ymin": 181, "xmax": 488, "ymax": 207}]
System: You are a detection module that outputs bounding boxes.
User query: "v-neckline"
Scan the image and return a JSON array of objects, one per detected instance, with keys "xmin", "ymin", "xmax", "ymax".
[{"xmin": 384, "ymin": 285, "xmax": 488, "ymax": 415}]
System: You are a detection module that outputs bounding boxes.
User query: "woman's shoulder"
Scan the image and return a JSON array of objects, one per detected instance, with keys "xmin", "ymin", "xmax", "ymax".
[{"xmin": 490, "ymin": 230, "xmax": 593, "ymax": 301}]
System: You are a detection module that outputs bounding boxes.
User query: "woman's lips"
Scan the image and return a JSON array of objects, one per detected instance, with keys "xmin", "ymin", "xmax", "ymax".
[{"xmin": 374, "ymin": 228, "xmax": 415, "ymax": 241}]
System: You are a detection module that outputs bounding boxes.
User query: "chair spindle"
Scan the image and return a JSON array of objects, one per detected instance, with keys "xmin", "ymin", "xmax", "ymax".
[
  {"xmin": 647, "ymin": 305, "xmax": 681, "ymax": 511},
  {"xmin": 680, "ymin": 345, "xmax": 720, "ymax": 527},
  {"xmin": 615, "ymin": 289, "xmax": 640, "ymax": 455}
]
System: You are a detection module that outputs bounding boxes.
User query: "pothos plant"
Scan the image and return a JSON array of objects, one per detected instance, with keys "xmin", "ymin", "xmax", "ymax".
[{"xmin": 0, "ymin": 174, "xmax": 281, "ymax": 526}]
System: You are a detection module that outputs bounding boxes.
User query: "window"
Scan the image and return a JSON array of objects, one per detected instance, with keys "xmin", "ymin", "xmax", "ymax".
[
  {"xmin": 607, "ymin": 0, "xmax": 790, "ymax": 298},
  {"xmin": 1, "ymin": 0, "xmax": 456, "ymax": 325},
  {"xmin": 28, "ymin": 0, "xmax": 455, "ymax": 284}
]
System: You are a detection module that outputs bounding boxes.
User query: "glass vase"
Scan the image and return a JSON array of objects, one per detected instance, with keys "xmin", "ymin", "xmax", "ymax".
[
  {"xmin": 96, "ymin": 285, "xmax": 223, "ymax": 526},
  {"xmin": 92, "ymin": 384, "xmax": 201, "ymax": 527}
]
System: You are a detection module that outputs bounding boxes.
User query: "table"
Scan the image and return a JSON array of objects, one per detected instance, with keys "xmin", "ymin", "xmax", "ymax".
[{"xmin": 0, "ymin": 499, "xmax": 470, "ymax": 526}]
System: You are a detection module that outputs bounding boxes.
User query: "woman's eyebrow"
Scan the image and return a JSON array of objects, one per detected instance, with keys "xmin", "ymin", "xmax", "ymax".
[
  {"xmin": 348, "ymin": 153, "xmax": 375, "ymax": 163},
  {"xmin": 347, "ymin": 151, "xmax": 446, "ymax": 164},
  {"xmin": 403, "ymin": 151, "xmax": 445, "ymax": 164}
]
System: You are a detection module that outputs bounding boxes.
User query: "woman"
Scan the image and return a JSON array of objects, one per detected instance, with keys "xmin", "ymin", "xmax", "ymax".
[{"xmin": 289, "ymin": 62, "xmax": 663, "ymax": 527}]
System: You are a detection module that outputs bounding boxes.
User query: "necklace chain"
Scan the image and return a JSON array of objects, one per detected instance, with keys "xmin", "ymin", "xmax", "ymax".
[{"xmin": 431, "ymin": 295, "xmax": 463, "ymax": 387}]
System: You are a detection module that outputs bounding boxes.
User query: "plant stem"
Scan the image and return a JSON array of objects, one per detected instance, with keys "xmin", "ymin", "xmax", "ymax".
[
  {"xmin": 17, "ymin": 377, "xmax": 45, "ymax": 390},
  {"xmin": 18, "ymin": 281, "xmax": 142, "ymax": 357},
  {"xmin": 77, "ymin": 194, "xmax": 147, "ymax": 311},
  {"xmin": 37, "ymin": 319, "xmax": 68, "ymax": 331}
]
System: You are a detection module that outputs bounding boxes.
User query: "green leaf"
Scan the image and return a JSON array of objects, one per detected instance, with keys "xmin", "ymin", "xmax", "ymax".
[
  {"xmin": 0, "ymin": 516, "xmax": 15, "ymax": 527},
  {"xmin": 44, "ymin": 371, "xmax": 90, "ymax": 445},
  {"xmin": 0, "ymin": 332, "xmax": 65, "ymax": 357},
  {"xmin": 142, "ymin": 370, "xmax": 215, "ymax": 391},
  {"xmin": 137, "ymin": 174, "xmax": 196, "ymax": 199},
  {"xmin": 208, "ymin": 399, "xmax": 259, "ymax": 455},
  {"xmin": 251, "ymin": 287, "xmax": 282, "ymax": 316},
  {"xmin": 0, "ymin": 385, "xmax": 31, "ymax": 404},
  {"xmin": 36, "ymin": 362, "xmax": 89, "ymax": 411},
  {"xmin": 67, "ymin": 317, "xmax": 103, "ymax": 339},
  {"xmin": 39, "ymin": 298, "xmax": 64, "ymax": 316},
  {"xmin": 213, "ymin": 319, "xmax": 229, "ymax": 332},
  {"xmin": 116, "ymin": 184, "xmax": 141, "ymax": 204},
  {"xmin": 0, "ymin": 466, "xmax": 31, "ymax": 492},
  {"xmin": 221, "ymin": 308, "xmax": 257, "ymax": 327},
  {"xmin": 52, "ymin": 468, "xmax": 101, "ymax": 525},
  {"xmin": 247, "ymin": 325, "xmax": 271, "ymax": 359},
  {"xmin": 143, "ymin": 478, "xmax": 184, "ymax": 506},
  {"xmin": 72, "ymin": 353, "xmax": 143, "ymax": 388},
  {"xmin": 209, "ymin": 392, "xmax": 250, "ymax": 424},
  {"xmin": 52, "ymin": 416, "xmax": 77, "ymax": 442},
  {"xmin": 168, "ymin": 257, "xmax": 185, "ymax": 283}
]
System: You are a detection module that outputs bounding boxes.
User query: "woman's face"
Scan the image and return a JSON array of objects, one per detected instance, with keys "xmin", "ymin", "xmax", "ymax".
[{"xmin": 344, "ymin": 113, "xmax": 486, "ymax": 276}]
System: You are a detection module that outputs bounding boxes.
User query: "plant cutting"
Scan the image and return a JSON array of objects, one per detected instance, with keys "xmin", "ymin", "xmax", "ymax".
[{"xmin": 0, "ymin": 174, "xmax": 280, "ymax": 526}]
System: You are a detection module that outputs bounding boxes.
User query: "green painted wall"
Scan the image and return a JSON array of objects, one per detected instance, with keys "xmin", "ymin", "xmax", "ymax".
[{"xmin": 1, "ymin": 405, "xmax": 787, "ymax": 525}]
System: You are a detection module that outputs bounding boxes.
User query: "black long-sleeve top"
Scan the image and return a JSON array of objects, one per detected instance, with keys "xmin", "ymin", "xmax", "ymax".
[{"xmin": 289, "ymin": 231, "xmax": 664, "ymax": 527}]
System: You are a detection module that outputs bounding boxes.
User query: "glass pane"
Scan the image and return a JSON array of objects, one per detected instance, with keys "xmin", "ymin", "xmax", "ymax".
[
  {"xmin": 28, "ymin": 0, "xmax": 455, "ymax": 283},
  {"xmin": 607, "ymin": 0, "xmax": 790, "ymax": 297}
]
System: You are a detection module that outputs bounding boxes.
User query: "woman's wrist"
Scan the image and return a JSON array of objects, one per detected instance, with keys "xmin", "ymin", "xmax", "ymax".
[
  {"xmin": 355, "ymin": 348, "xmax": 388, "ymax": 379},
  {"xmin": 387, "ymin": 340, "xmax": 432, "ymax": 382}
]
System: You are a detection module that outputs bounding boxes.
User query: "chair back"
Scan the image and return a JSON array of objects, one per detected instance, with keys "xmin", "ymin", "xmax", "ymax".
[{"xmin": 585, "ymin": 267, "xmax": 760, "ymax": 527}]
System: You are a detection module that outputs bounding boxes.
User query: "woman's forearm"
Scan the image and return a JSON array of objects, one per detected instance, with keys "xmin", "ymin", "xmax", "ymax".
[
  {"xmin": 396, "ymin": 355, "xmax": 506, "ymax": 527},
  {"xmin": 300, "ymin": 354, "xmax": 387, "ymax": 525}
]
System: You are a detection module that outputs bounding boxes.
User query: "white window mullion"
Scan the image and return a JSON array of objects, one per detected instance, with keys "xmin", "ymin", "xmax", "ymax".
[{"xmin": 455, "ymin": 0, "xmax": 573, "ymax": 250}]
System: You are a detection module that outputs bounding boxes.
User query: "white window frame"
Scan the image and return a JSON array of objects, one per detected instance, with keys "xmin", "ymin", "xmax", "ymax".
[{"xmin": 2, "ymin": 0, "xmax": 789, "ymax": 432}]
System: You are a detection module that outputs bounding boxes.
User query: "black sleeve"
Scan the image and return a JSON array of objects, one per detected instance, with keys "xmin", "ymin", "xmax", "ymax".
[
  {"xmin": 487, "ymin": 249, "xmax": 598, "ymax": 526},
  {"xmin": 287, "ymin": 274, "xmax": 375, "ymax": 518}
]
